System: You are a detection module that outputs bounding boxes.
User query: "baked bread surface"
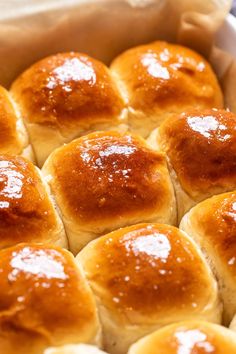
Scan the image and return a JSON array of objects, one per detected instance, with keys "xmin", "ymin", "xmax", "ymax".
[
  {"xmin": 111, "ymin": 41, "xmax": 223, "ymax": 137},
  {"xmin": 0, "ymin": 243, "xmax": 101, "ymax": 354},
  {"xmin": 77, "ymin": 223, "xmax": 221, "ymax": 354},
  {"xmin": 42, "ymin": 131, "xmax": 176, "ymax": 253}
]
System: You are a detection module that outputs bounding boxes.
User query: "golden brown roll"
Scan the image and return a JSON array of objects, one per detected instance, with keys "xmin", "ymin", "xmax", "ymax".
[
  {"xmin": 0, "ymin": 243, "xmax": 101, "ymax": 354},
  {"xmin": 110, "ymin": 41, "xmax": 223, "ymax": 137},
  {"xmin": 44, "ymin": 344, "xmax": 107, "ymax": 354},
  {"xmin": 148, "ymin": 109, "xmax": 236, "ymax": 220},
  {"xmin": 10, "ymin": 52, "xmax": 126, "ymax": 166},
  {"xmin": 77, "ymin": 223, "xmax": 221, "ymax": 354},
  {"xmin": 0, "ymin": 155, "xmax": 67, "ymax": 249},
  {"xmin": 180, "ymin": 191, "xmax": 236, "ymax": 324},
  {"xmin": 42, "ymin": 131, "xmax": 176, "ymax": 253},
  {"xmin": 0, "ymin": 85, "xmax": 32, "ymax": 159},
  {"xmin": 128, "ymin": 320, "xmax": 236, "ymax": 354}
]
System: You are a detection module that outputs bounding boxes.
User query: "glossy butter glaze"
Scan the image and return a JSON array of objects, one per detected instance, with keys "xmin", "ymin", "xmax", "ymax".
[
  {"xmin": 0, "ymin": 243, "xmax": 98, "ymax": 352},
  {"xmin": 79, "ymin": 223, "xmax": 214, "ymax": 318},
  {"xmin": 50, "ymin": 132, "xmax": 172, "ymax": 223},
  {"xmin": 159, "ymin": 109, "xmax": 236, "ymax": 198},
  {"xmin": 0, "ymin": 86, "xmax": 23, "ymax": 154},
  {"xmin": 0, "ymin": 155, "xmax": 58, "ymax": 248},
  {"xmin": 188, "ymin": 192, "xmax": 236, "ymax": 277},
  {"xmin": 111, "ymin": 41, "xmax": 223, "ymax": 115},
  {"xmin": 129, "ymin": 321, "xmax": 236, "ymax": 353},
  {"xmin": 11, "ymin": 53, "xmax": 124, "ymax": 131}
]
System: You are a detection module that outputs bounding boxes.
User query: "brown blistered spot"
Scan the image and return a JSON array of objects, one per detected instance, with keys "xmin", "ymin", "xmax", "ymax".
[
  {"xmin": 159, "ymin": 109, "xmax": 236, "ymax": 198},
  {"xmin": 132, "ymin": 321, "xmax": 236, "ymax": 353},
  {"xmin": 0, "ymin": 155, "xmax": 58, "ymax": 248},
  {"xmin": 51, "ymin": 132, "xmax": 171, "ymax": 223},
  {"xmin": 111, "ymin": 41, "xmax": 223, "ymax": 114},
  {"xmin": 81, "ymin": 224, "xmax": 212, "ymax": 317},
  {"xmin": 11, "ymin": 52, "xmax": 124, "ymax": 132},
  {"xmin": 192, "ymin": 192, "xmax": 236, "ymax": 278},
  {"xmin": 0, "ymin": 86, "xmax": 22, "ymax": 154},
  {"xmin": 0, "ymin": 244, "xmax": 96, "ymax": 346}
]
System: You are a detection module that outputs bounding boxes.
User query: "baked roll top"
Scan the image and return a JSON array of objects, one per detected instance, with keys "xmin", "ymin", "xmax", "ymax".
[
  {"xmin": 111, "ymin": 41, "xmax": 223, "ymax": 137},
  {"xmin": 77, "ymin": 223, "xmax": 221, "ymax": 354},
  {"xmin": 11, "ymin": 52, "xmax": 126, "ymax": 166},
  {"xmin": 149, "ymin": 108, "xmax": 236, "ymax": 219},
  {"xmin": 128, "ymin": 321, "xmax": 236, "ymax": 354},
  {"xmin": 42, "ymin": 131, "xmax": 176, "ymax": 253},
  {"xmin": 0, "ymin": 155, "xmax": 67, "ymax": 249},
  {"xmin": 0, "ymin": 86, "xmax": 30, "ymax": 157},
  {"xmin": 0, "ymin": 244, "xmax": 101, "ymax": 354},
  {"xmin": 180, "ymin": 191, "xmax": 236, "ymax": 324}
]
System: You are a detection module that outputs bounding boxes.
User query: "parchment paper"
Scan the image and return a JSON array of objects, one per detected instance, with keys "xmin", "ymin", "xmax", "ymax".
[{"xmin": 0, "ymin": 0, "xmax": 234, "ymax": 111}]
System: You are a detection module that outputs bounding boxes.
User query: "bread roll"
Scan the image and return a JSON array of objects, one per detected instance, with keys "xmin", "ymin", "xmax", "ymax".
[
  {"xmin": 42, "ymin": 131, "xmax": 176, "ymax": 254},
  {"xmin": 148, "ymin": 109, "xmax": 236, "ymax": 221},
  {"xmin": 110, "ymin": 41, "xmax": 223, "ymax": 137},
  {"xmin": 77, "ymin": 223, "xmax": 221, "ymax": 354},
  {"xmin": 0, "ymin": 155, "xmax": 67, "ymax": 249},
  {"xmin": 10, "ymin": 52, "xmax": 126, "ymax": 166},
  {"xmin": 0, "ymin": 85, "xmax": 33, "ymax": 160},
  {"xmin": 230, "ymin": 314, "xmax": 236, "ymax": 332},
  {"xmin": 0, "ymin": 243, "xmax": 101, "ymax": 354},
  {"xmin": 180, "ymin": 191, "xmax": 236, "ymax": 324},
  {"xmin": 44, "ymin": 344, "xmax": 107, "ymax": 354},
  {"xmin": 128, "ymin": 320, "xmax": 236, "ymax": 354}
]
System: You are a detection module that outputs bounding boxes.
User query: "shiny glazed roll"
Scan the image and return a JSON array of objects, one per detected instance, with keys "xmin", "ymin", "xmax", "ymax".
[
  {"xmin": 110, "ymin": 41, "xmax": 223, "ymax": 137},
  {"xmin": 0, "ymin": 243, "xmax": 101, "ymax": 354},
  {"xmin": 0, "ymin": 155, "xmax": 67, "ymax": 249},
  {"xmin": 148, "ymin": 109, "xmax": 236, "ymax": 220},
  {"xmin": 42, "ymin": 131, "xmax": 176, "ymax": 254},
  {"xmin": 128, "ymin": 320, "xmax": 236, "ymax": 354},
  {"xmin": 10, "ymin": 52, "xmax": 126, "ymax": 166},
  {"xmin": 76, "ymin": 223, "xmax": 221, "ymax": 354},
  {"xmin": 0, "ymin": 85, "xmax": 32, "ymax": 158},
  {"xmin": 44, "ymin": 344, "xmax": 107, "ymax": 354},
  {"xmin": 180, "ymin": 191, "xmax": 236, "ymax": 324}
]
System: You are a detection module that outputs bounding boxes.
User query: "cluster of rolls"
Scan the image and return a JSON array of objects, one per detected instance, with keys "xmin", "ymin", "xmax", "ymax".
[{"xmin": 0, "ymin": 40, "xmax": 236, "ymax": 353}]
